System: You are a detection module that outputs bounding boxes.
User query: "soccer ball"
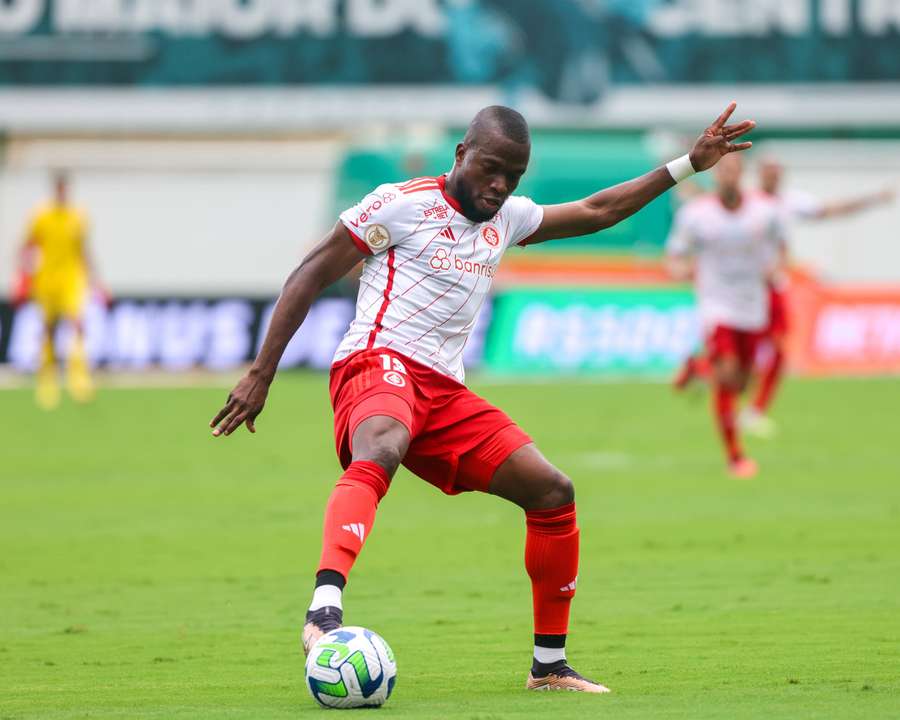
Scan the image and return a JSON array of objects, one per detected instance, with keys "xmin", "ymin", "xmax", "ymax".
[{"xmin": 305, "ymin": 626, "xmax": 397, "ymax": 708}]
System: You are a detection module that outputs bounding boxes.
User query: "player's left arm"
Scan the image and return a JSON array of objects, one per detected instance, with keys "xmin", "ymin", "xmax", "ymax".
[{"xmin": 523, "ymin": 102, "xmax": 755, "ymax": 245}]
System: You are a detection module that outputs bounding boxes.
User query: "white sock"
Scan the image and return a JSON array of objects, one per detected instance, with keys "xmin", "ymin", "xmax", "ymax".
[
  {"xmin": 309, "ymin": 584, "xmax": 343, "ymax": 612},
  {"xmin": 533, "ymin": 645, "xmax": 566, "ymax": 665}
]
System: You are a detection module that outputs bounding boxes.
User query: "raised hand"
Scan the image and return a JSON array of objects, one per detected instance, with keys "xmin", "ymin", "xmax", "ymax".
[
  {"xmin": 689, "ymin": 102, "xmax": 756, "ymax": 172},
  {"xmin": 210, "ymin": 372, "xmax": 271, "ymax": 437}
]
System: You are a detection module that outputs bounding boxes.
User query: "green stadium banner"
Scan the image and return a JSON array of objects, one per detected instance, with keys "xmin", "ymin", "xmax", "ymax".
[
  {"xmin": 1, "ymin": 1, "xmax": 899, "ymax": 96},
  {"xmin": 485, "ymin": 286, "xmax": 700, "ymax": 376}
]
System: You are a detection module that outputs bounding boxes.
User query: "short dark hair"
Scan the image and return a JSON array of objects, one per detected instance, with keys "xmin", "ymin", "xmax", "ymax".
[{"xmin": 464, "ymin": 106, "xmax": 530, "ymax": 147}]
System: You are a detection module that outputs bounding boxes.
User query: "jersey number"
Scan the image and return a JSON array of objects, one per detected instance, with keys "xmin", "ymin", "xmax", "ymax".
[{"xmin": 379, "ymin": 354, "xmax": 407, "ymax": 374}]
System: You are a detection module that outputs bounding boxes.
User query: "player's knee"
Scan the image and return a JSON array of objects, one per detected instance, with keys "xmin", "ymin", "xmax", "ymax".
[{"xmin": 535, "ymin": 468, "xmax": 575, "ymax": 509}]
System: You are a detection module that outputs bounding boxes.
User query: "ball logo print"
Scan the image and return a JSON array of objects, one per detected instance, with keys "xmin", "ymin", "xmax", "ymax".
[
  {"xmin": 429, "ymin": 248, "xmax": 452, "ymax": 270},
  {"xmin": 305, "ymin": 627, "xmax": 397, "ymax": 708},
  {"xmin": 482, "ymin": 226, "xmax": 500, "ymax": 247},
  {"xmin": 365, "ymin": 224, "xmax": 390, "ymax": 250},
  {"xmin": 383, "ymin": 370, "xmax": 406, "ymax": 387}
]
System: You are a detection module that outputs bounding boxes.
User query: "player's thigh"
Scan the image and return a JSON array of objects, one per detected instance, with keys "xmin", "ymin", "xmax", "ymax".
[
  {"xmin": 330, "ymin": 349, "xmax": 426, "ymax": 471},
  {"xmin": 61, "ymin": 282, "xmax": 87, "ymax": 329},
  {"xmin": 708, "ymin": 327, "xmax": 746, "ymax": 391},
  {"xmin": 488, "ymin": 443, "xmax": 574, "ymax": 511},
  {"xmin": 350, "ymin": 414, "xmax": 411, "ymax": 476}
]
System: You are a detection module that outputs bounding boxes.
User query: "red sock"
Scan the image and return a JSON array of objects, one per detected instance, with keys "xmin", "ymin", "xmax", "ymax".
[
  {"xmin": 753, "ymin": 347, "xmax": 784, "ymax": 413},
  {"xmin": 525, "ymin": 503, "xmax": 579, "ymax": 636},
  {"xmin": 317, "ymin": 461, "xmax": 391, "ymax": 579},
  {"xmin": 713, "ymin": 384, "xmax": 742, "ymax": 463}
]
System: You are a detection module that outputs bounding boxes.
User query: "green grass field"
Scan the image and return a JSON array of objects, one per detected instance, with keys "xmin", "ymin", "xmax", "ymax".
[{"xmin": 2, "ymin": 374, "xmax": 899, "ymax": 719}]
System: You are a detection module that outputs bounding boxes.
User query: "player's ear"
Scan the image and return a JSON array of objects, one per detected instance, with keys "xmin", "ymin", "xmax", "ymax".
[{"xmin": 454, "ymin": 142, "xmax": 467, "ymax": 165}]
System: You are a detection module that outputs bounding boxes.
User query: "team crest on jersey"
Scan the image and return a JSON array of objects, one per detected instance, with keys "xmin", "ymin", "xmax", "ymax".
[
  {"xmin": 383, "ymin": 370, "xmax": 406, "ymax": 387},
  {"xmin": 365, "ymin": 224, "xmax": 390, "ymax": 250},
  {"xmin": 482, "ymin": 226, "xmax": 501, "ymax": 247}
]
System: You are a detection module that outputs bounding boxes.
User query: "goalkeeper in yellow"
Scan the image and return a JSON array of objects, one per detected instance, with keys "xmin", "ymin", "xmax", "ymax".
[{"xmin": 14, "ymin": 172, "xmax": 105, "ymax": 408}]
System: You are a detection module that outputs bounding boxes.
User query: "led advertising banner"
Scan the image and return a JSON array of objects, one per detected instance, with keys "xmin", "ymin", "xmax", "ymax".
[
  {"xmin": 0, "ymin": 296, "xmax": 491, "ymax": 372},
  {"xmin": 1, "ymin": 0, "xmax": 899, "ymax": 94},
  {"xmin": 484, "ymin": 286, "xmax": 701, "ymax": 376}
]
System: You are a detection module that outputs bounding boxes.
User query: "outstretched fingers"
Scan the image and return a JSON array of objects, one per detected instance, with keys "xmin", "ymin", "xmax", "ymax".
[
  {"xmin": 723, "ymin": 120, "xmax": 756, "ymax": 140},
  {"xmin": 726, "ymin": 141, "xmax": 754, "ymax": 154},
  {"xmin": 711, "ymin": 101, "xmax": 737, "ymax": 130}
]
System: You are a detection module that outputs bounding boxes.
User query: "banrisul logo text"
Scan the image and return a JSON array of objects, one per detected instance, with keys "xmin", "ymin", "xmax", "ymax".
[{"xmin": 485, "ymin": 288, "xmax": 701, "ymax": 376}]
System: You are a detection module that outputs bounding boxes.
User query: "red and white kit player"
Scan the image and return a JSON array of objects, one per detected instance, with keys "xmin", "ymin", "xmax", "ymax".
[
  {"xmin": 741, "ymin": 159, "xmax": 896, "ymax": 435},
  {"xmin": 667, "ymin": 154, "xmax": 785, "ymax": 478},
  {"xmin": 211, "ymin": 103, "xmax": 756, "ymax": 693}
]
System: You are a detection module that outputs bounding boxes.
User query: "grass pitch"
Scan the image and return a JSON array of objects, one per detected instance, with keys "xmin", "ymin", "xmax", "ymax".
[{"xmin": 2, "ymin": 374, "xmax": 899, "ymax": 719}]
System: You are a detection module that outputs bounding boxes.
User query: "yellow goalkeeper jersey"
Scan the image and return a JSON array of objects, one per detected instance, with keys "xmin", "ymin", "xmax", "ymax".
[{"xmin": 29, "ymin": 203, "xmax": 89, "ymax": 292}]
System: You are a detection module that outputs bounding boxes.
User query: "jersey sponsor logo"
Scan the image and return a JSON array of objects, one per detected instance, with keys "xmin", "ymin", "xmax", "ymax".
[
  {"xmin": 365, "ymin": 224, "xmax": 391, "ymax": 250},
  {"xmin": 349, "ymin": 197, "xmax": 391, "ymax": 229},
  {"xmin": 429, "ymin": 248, "xmax": 496, "ymax": 277},
  {"xmin": 482, "ymin": 226, "xmax": 501, "ymax": 247},
  {"xmin": 424, "ymin": 203, "xmax": 450, "ymax": 220},
  {"xmin": 383, "ymin": 370, "xmax": 406, "ymax": 387},
  {"xmin": 429, "ymin": 248, "xmax": 452, "ymax": 270}
]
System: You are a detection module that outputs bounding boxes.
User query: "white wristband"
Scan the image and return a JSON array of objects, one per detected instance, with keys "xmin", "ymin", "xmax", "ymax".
[{"xmin": 666, "ymin": 154, "xmax": 696, "ymax": 183}]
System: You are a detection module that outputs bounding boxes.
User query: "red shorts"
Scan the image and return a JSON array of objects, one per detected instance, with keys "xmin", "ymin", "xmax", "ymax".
[
  {"xmin": 329, "ymin": 349, "xmax": 532, "ymax": 495},
  {"xmin": 707, "ymin": 325, "xmax": 761, "ymax": 369},
  {"xmin": 765, "ymin": 287, "xmax": 789, "ymax": 338}
]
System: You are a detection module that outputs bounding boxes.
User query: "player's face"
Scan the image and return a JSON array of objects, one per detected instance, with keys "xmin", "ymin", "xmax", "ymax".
[
  {"xmin": 759, "ymin": 161, "xmax": 782, "ymax": 195},
  {"xmin": 454, "ymin": 136, "xmax": 530, "ymax": 222},
  {"xmin": 714, "ymin": 153, "xmax": 744, "ymax": 195},
  {"xmin": 54, "ymin": 176, "xmax": 69, "ymax": 205}
]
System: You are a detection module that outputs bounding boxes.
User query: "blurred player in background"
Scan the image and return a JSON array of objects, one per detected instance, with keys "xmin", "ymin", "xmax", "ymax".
[
  {"xmin": 666, "ymin": 154, "xmax": 784, "ymax": 478},
  {"xmin": 740, "ymin": 158, "xmax": 896, "ymax": 435},
  {"xmin": 13, "ymin": 171, "xmax": 105, "ymax": 408},
  {"xmin": 211, "ymin": 102, "xmax": 755, "ymax": 693}
]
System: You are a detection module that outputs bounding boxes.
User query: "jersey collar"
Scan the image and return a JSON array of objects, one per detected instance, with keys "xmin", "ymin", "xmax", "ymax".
[{"xmin": 437, "ymin": 174, "xmax": 465, "ymax": 215}]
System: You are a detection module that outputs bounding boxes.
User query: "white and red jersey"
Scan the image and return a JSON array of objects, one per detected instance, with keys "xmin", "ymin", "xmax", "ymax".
[
  {"xmin": 334, "ymin": 175, "xmax": 543, "ymax": 382},
  {"xmin": 667, "ymin": 192, "xmax": 785, "ymax": 332}
]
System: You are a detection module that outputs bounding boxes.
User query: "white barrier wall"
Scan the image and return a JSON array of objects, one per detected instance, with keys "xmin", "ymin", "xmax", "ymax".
[{"xmin": 0, "ymin": 137, "xmax": 343, "ymax": 295}]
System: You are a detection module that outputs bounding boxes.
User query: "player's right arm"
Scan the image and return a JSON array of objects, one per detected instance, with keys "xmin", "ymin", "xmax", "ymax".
[{"xmin": 210, "ymin": 221, "xmax": 366, "ymax": 437}]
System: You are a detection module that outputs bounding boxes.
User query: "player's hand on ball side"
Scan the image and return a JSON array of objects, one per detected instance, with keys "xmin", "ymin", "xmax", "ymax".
[
  {"xmin": 688, "ymin": 101, "xmax": 756, "ymax": 172},
  {"xmin": 210, "ymin": 373, "xmax": 270, "ymax": 437}
]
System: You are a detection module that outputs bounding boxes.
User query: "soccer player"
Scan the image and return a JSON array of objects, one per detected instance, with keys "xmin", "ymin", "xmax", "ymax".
[
  {"xmin": 210, "ymin": 103, "xmax": 756, "ymax": 692},
  {"xmin": 14, "ymin": 171, "xmax": 103, "ymax": 408},
  {"xmin": 740, "ymin": 158, "xmax": 895, "ymax": 434},
  {"xmin": 666, "ymin": 154, "xmax": 785, "ymax": 478}
]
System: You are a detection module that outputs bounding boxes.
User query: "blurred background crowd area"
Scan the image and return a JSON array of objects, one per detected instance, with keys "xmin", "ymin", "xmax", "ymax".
[{"xmin": 1, "ymin": 0, "xmax": 899, "ymax": 379}]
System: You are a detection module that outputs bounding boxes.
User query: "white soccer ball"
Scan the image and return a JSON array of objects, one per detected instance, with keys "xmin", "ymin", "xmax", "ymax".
[{"xmin": 305, "ymin": 626, "xmax": 397, "ymax": 708}]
